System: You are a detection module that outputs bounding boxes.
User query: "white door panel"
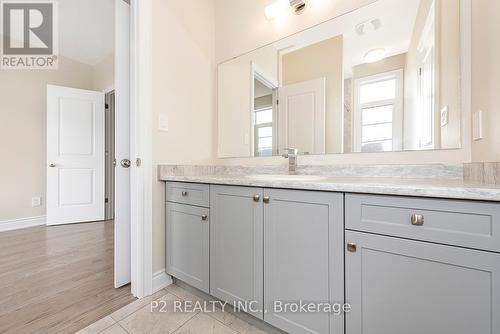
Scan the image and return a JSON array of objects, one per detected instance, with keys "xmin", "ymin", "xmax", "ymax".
[
  {"xmin": 278, "ymin": 78, "xmax": 326, "ymax": 154},
  {"xmin": 47, "ymin": 85, "xmax": 105, "ymax": 225},
  {"xmin": 114, "ymin": 0, "xmax": 131, "ymax": 288}
]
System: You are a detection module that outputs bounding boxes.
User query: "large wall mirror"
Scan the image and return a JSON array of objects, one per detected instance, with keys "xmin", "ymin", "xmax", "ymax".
[{"xmin": 218, "ymin": 0, "xmax": 465, "ymax": 158}]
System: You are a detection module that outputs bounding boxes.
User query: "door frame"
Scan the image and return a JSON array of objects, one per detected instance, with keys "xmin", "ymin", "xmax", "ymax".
[{"xmin": 129, "ymin": 0, "xmax": 153, "ymax": 298}]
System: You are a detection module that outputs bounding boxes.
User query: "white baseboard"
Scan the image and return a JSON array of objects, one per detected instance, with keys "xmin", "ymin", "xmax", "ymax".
[
  {"xmin": 0, "ymin": 215, "xmax": 46, "ymax": 232},
  {"xmin": 153, "ymin": 270, "xmax": 173, "ymax": 293}
]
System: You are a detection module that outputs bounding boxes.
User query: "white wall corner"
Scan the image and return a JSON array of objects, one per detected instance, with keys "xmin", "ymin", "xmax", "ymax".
[
  {"xmin": 152, "ymin": 270, "xmax": 173, "ymax": 293},
  {"xmin": 0, "ymin": 216, "xmax": 47, "ymax": 233}
]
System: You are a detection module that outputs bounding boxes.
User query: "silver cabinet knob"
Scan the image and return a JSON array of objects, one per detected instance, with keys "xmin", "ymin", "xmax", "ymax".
[
  {"xmin": 347, "ymin": 243, "xmax": 357, "ymax": 253},
  {"xmin": 411, "ymin": 214, "xmax": 424, "ymax": 226},
  {"xmin": 49, "ymin": 163, "xmax": 56, "ymax": 168},
  {"xmin": 120, "ymin": 159, "xmax": 131, "ymax": 168},
  {"xmin": 181, "ymin": 191, "xmax": 189, "ymax": 197},
  {"xmin": 253, "ymin": 195, "xmax": 260, "ymax": 202},
  {"xmin": 201, "ymin": 214, "xmax": 208, "ymax": 221},
  {"xmin": 263, "ymin": 196, "xmax": 270, "ymax": 204}
]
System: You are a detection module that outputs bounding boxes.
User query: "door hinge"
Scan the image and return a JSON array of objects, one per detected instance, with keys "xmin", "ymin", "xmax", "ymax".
[{"xmin": 105, "ymin": 103, "xmax": 109, "ymax": 109}]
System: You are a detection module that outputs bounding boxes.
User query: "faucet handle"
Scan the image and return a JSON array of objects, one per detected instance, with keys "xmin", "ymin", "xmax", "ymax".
[{"xmin": 281, "ymin": 148, "xmax": 298, "ymax": 158}]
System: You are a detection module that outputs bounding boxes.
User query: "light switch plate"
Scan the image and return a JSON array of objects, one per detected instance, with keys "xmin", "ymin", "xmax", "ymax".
[
  {"xmin": 440, "ymin": 106, "xmax": 449, "ymax": 127},
  {"xmin": 473, "ymin": 110, "xmax": 483, "ymax": 141},
  {"xmin": 32, "ymin": 197, "xmax": 42, "ymax": 207},
  {"xmin": 158, "ymin": 113, "xmax": 169, "ymax": 132}
]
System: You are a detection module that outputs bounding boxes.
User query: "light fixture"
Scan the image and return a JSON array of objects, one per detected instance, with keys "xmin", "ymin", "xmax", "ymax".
[
  {"xmin": 364, "ymin": 48, "xmax": 386, "ymax": 63},
  {"xmin": 289, "ymin": 0, "xmax": 308, "ymax": 15},
  {"xmin": 355, "ymin": 19, "xmax": 382, "ymax": 36},
  {"xmin": 265, "ymin": 0, "xmax": 308, "ymax": 20}
]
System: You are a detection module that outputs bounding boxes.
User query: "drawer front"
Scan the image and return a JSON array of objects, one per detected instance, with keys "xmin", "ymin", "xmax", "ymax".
[
  {"xmin": 166, "ymin": 182, "xmax": 209, "ymax": 207},
  {"xmin": 346, "ymin": 194, "xmax": 500, "ymax": 252}
]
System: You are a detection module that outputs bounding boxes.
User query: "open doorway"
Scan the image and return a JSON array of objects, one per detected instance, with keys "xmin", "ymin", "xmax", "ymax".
[{"xmin": 0, "ymin": 0, "xmax": 133, "ymax": 332}]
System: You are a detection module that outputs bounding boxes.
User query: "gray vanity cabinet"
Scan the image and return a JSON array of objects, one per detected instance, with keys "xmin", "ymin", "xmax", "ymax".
[
  {"xmin": 345, "ymin": 231, "xmax": 500, "ymax": 334},
  {"xmin": 264, "ymin": 189, "xmax": 345, "ymax": 334},
  {"xmin": 209, "ymin": 185, "xmax": 264, "ymax": 319},
  {"xmin": 166, "ymin": 183, "xmax": 210, "ymax": 293}
]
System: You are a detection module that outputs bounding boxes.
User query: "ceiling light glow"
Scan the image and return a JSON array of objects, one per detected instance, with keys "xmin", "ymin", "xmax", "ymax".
[
  {"xmin": 364, "ymin": 48, "xmax": 386, "ymax": 63},
  {"xmin": 265, "ymin": 0, "xmax": 289, "ymax": 20}
]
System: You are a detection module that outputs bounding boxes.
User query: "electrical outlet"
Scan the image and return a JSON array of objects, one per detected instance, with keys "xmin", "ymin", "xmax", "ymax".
[
  {"xmin": 473, "ymin": 110, "xmax": 483, "ymax": 141},
  {"xmin": 158, "ymin": 113, "xmax": 169, "ymax": 132},
  {"xmin": 32, "ymin": 197, "xmax": 42, "ymax": 207}
]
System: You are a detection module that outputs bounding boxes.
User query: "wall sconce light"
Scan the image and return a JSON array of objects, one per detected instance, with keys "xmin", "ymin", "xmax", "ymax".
[{"xmin": 265, "ymin": 0, "xmax": 308, "ymax": 20}]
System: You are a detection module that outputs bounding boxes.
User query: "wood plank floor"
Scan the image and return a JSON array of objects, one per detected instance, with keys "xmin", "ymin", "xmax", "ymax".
[{"xmin": 0, "ymin": 221, "xmax": 136, "ymax": 334}]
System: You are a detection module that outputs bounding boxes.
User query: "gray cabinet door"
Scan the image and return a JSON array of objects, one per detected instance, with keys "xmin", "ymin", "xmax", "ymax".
[
  {"xmin": 345, "ymin": 231, "xmax": 500, "ymax": 334},
  {"xmin": 210, "ymin": 185, "xmax": 264, "ymax": 319},
  {"xmin": 166, "ymin": 202, "xmax": 209, "ymax": 293},
  {"xmin": 264, "ymin": 189, "xmax": 344, "ymax": 334}
]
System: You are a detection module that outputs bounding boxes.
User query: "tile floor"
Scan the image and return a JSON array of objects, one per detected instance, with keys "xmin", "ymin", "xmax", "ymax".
[{"xmin": 77, "ymin": 284, "xmax": 271, "ymax": 334}]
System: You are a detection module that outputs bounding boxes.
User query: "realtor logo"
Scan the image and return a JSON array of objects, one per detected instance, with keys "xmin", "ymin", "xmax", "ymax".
[{"xmin": 1, "ymin": 1, "xmax": 58, "ymax": 69}]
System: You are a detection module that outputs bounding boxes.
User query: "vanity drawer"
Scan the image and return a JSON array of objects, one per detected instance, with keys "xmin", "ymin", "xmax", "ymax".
[
  {"xmin": 166, "ymin": 182, "xmax": 209, "ymax": 207},
  {"xmin": 346, "ymin": 194, "xmax": 500, "ymax": 253}
]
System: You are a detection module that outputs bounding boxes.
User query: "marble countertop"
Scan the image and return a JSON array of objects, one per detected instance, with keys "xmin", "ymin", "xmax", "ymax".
[{"xmin": 159, "ymin": 173, "xmax": 500, "ymax": 202}]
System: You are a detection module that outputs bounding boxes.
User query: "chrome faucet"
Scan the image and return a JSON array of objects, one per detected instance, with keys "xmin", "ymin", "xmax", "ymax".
[{"xmin": 282, "ymin": 148, "xmax": 299, "ymax": 174}]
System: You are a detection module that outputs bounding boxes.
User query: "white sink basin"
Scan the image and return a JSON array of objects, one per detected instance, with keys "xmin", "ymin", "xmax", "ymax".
[{"xmin": 246, "ymin": 174, "xmax": 327, "ymax": 182}]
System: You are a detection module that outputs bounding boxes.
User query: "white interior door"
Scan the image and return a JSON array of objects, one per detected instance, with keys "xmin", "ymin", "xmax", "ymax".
[
  {"xmin": 47, "ymin": 85, "xmax": 105, "ymax": 225},
  {"xmin": 278, "ymin": 78, "xmax": 326, "ymax": 154},
  {"xmin": 114, "ymin": 0, "xmax": 131, "ymax": 288}
]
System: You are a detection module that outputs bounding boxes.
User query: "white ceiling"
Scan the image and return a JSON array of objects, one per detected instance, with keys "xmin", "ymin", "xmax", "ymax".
[
  {"xmin": 58, "ymin": 0, "xmax": 115, "ymax": 66},
  {"xmin": 273, "ymin": 0, "xmax": 421, "ymax": 77}
]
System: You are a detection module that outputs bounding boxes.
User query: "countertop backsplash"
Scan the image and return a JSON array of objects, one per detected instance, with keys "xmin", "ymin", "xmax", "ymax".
[{"xmin": 158, "ymin": 163, "xmax": 464, "ymax": 180}]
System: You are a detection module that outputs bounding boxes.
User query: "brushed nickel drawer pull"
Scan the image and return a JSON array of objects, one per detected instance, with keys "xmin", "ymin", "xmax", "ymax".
[
  {"xmin": 411, "ymin": 214, "xmax": 424, "ymax": 226},
  {"xmin": 347, "ymin": 243, "xmax": 357, "ymax": 253},
  {"xmin": 201, "ymin": 214, "xmax": 208, "ymax": 221},
  {"xmin": 253, "ymin": 195, "xmax": 260, "ymax": 202},
  {"xmin": 181, "ymin": 191, "xmax": 189, "ymax": 197},
  {"xmin": 263, "ymin": 196, "xmax": 270, "ymax": 204}
]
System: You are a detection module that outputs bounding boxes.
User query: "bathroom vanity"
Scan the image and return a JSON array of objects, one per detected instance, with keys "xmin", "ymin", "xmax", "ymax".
[{"xmin": 163, "ymin": 174, "xmax": 500, "ymax": 334}]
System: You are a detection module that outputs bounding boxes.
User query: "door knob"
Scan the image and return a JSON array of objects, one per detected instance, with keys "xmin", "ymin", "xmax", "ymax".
[
  {"xmin": 253, "ymin": 195, "xmax": 260, "ymax": 202},
  {"xmin": 263, "ymin": 196, "xmax": 270, "ymax": 204},
  {"xmin": 201, "ymin": 214, "xmax": 208, "ymax": 221},
  {"xmin": 49, "ymin": 163, "xmax": 56, "ymax": 168},
  {"xmin": 120, "ymin": 159, "xmax": 131, "ymax": 168}
]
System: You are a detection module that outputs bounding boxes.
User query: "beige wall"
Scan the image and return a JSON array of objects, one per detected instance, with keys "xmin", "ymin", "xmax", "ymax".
[
  {"xmin": 93, "ymin": 54, "xmax": 115, "ymax": 92},
  {"xmin": 152, "ymin": 0, "xmax": 216, "ymax": 272},
  {"xmin": 282, "ymin": 36, "xmax": 344, "ymax": 153},
  {"xmin": 0, "ymin": 56, "xmax": 100, "ymax": 222},
  {"xmin": 218, "ymin": 45, "xmax": 278, "ymax": 158},
  {"xmin": 471, "ymin": 0, "xmax": 500, "ymax": 162}
]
